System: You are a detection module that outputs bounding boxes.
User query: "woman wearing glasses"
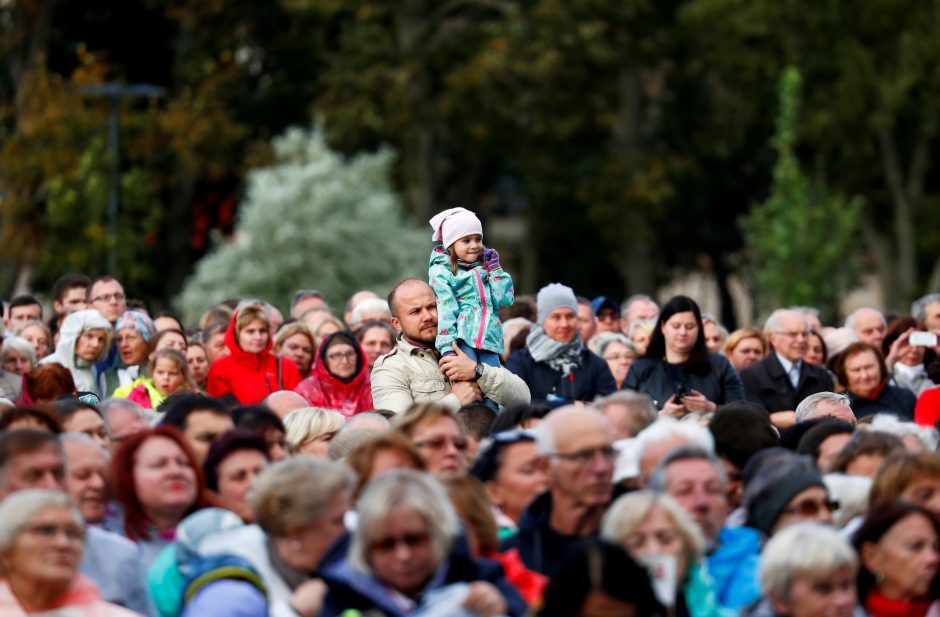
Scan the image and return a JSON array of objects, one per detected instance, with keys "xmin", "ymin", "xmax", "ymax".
[
  {"xmin": 294, "ymin": 332, "xmax": 373, "ymax": 418},
  {"xmin": 321, "ymin": 470, "xmax": 526, "ymax": 617},
  {"xmin": 393, "ymin": 403, "xmax": 470, "ymax": 479},
  {"xmin": 0, "ymin": 489, "xmax": 140, "ymax": 616},
  {"xmin": 743, "ymin": 452, "xmax": 837, "ymax": 538}
]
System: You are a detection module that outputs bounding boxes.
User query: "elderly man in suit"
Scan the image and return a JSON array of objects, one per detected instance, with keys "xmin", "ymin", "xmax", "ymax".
[{"xmin": 741, "ymin": 308, "xmax": 835, "ymax": 428}]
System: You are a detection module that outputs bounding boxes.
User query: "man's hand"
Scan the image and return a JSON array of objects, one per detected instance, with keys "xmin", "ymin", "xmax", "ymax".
[
  {"xmin": 439, "ymin": 342, "xmax": 477, "ymax": 381},
  {"xmin": 451, "ymin": 380, "xmax": 483, "ymax": 405}
]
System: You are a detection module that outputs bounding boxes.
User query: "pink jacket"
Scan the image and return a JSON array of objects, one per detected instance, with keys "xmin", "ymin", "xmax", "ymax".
[{"xmin": 0, "ymin": 575, "xmax": 142, "ymax": 616}]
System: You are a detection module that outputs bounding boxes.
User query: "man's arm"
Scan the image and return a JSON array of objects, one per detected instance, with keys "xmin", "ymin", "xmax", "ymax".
[
  {"xmin": 370, "ymin": 360, "xmax": 418, "ymax": 415},
  {"xmin": 439, "ymin": 345, "xmax": 530, "ymax": 406}
]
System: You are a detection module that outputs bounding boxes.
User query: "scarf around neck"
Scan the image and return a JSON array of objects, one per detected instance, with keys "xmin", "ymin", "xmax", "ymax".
[{"xmin": 526, "ymin": 326, "xmax": 585, "ymax": 376}]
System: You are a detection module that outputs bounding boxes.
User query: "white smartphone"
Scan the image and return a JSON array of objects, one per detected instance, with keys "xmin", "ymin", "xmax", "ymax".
[{"xmin": 910, "ymin": 331, "xmax": 938, "ymax": 347}]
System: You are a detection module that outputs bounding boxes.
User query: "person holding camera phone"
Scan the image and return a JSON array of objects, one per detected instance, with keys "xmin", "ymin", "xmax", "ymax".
[
  {"xmin": 882, "ymin": 317, "xmax": 938, "ymax": 396},
  {"xmin": 623, "ymin": 296, "xmax": 743, "ymax": 419}
]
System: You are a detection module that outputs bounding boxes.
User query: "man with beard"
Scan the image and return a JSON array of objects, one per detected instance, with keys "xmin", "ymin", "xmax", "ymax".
[{"xmin": 372, "ymin": 278, "xmax": 530, "ymax": 414}]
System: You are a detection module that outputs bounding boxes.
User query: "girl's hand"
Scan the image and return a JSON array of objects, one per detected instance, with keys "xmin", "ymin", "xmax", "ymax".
[
  {"xmin": 683, "ymin": 389, "xmax": 716, "ymax": 414},
  {"xmin": 660, "ymin": 395, "xmax": 687, "ymax": 418},
  {"xmin": 482, "ymin": 248, "xmax": 501, "ymax": 272}
]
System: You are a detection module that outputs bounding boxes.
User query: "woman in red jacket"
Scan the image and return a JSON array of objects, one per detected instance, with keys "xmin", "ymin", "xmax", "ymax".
[
  {"xmin": 206, "ymin": 304, "xmax": 302, "ymax": 404},
  {"xmin": 294, "ymin": 331, "xmax": 373, "ymax": 418}
]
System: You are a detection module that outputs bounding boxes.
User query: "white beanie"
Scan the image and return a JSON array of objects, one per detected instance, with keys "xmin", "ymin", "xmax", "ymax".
[
  {"xmin": 429, "ymin": 207, "xmax": 483, "ymax": 249},
  {"xmin": 537, "ymin": 283, "xmax": 578, "ymax": 324}
]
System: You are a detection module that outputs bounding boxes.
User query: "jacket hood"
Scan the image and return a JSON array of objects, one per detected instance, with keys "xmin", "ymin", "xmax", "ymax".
[
  {"xmin": 224, "ymin": 310, "xmax": 273, "ymax": 368},
  {"xmin": 314, "ymin": 331, "xmax": 367, "ymax": 385},
  {"xmin": 53, "ymin": 309, "xmax": 113, "ymax": 367}
]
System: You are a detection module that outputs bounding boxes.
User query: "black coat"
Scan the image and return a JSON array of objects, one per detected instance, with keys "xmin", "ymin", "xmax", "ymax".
[
  {"xmin": 849, "ymin": 384, "xmax": 916, "ymax": 421},
  {"xmin": 741, "ymin": 354, "xmax": 835, "ymax": 413},
  {"xmin": 499, "ymin": 492, "xmax": 592, "ymax": 578},
  {"xmin": 505, "ymin": 347, "xmax": 616, "ymax": 406},
  {"xmin": 623, "ymin": 353, "xmax": 744, "ymax": 409}
]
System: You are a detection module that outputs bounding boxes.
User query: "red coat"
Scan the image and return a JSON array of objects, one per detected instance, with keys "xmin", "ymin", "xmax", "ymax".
[
  {"xmin": 206, "ymin": 314, "xmax": 302, "ymax": 404},
  {"xmin": 915, "ymin": 387, "xmax": 940, "ymax": 427},
  {"xmin": 294, "ymin": 332, "xmax": 373, "ymax": 418}
]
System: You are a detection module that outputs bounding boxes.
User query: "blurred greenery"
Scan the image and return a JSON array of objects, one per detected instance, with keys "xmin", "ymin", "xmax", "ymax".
[{"xmin": 2, "ymin": 0, "xmax": 940, "ymax": 321}]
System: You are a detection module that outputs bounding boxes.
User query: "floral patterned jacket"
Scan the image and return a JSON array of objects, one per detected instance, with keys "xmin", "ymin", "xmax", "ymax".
[{"xmin": 428, "ymin": 245, "xmax": 514, "ymax": 357}]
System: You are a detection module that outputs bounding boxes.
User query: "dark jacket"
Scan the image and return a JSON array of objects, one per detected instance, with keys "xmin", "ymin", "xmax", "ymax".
[
  {"xmin": 505, "ymin": 347, "xmax": 615, "ymax": 406},
  {"xmin": 741, "ymin": 353, "xmax": 835, "ymax": 413},
  {"xmin": 320, "ymin": 539, "xmax": 527, "ymax": 617},
  {"xmin": 623, "ymin": 354, "xmax": 744, "ymax": 409},
  {"xmin": 499, "ymin": 492, "xmax": 597, "ymax": 578},
  {"xmin": 849, "ymin": 384, "xmax": 917, "ymax": 421}
]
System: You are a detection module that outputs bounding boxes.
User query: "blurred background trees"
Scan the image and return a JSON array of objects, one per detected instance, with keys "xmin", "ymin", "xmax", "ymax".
[{"xmin": 3, "ymin": 0, "xmax": 940, "ymax": 325}]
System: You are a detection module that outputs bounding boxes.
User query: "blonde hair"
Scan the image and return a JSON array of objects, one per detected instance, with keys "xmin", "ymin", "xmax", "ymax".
[
  {"xmin": 235, "ymin": 304, "xmax": 271, "ymax": 339},
  {"xmin": 601, "ymin": 490, "xmax": 705, "ymax": 569},
  {"xmin": 0, "ymin": 490, "xmax": 82, "ymax": 557},
  {"xmin": 724, "ymin": 328, "xmax": 768, "ymax": 357},
  {"xmin": 283, "ymin": 407, "xmax": 345, "ymax": 453},
  {"xmin": 760, "ymin": 522, "xmax": 858, "ymax": 602},
  {"xmin": 392, "ymin": 402, "xmax": 463, "ymax": 439}
]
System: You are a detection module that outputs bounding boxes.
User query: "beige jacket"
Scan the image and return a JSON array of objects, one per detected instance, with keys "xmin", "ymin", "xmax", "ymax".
[{"xmin": 371, "ymin": 336, "xmax": 530, "ymax": 414}]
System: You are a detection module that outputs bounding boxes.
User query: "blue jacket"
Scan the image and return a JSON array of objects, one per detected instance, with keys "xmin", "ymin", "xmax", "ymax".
[
  {"xmin": 706, "ymin": 526, "xmax": 761, "ymax": 611},
  {"xmin": 624, "ymin": 354, "xmax": 744, "ymax": 410},
  {"xmin": 429, "ymin": 246, "xmax": 514, "ymax": 356},
  {"xmin": 505, "ymin": 348, "xmax": 616, "ymax": 406}
]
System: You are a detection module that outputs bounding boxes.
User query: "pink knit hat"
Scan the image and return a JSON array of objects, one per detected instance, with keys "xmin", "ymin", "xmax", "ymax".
[{"xmin": 429, "ymin": 207, "xmax": 483, "ymax": 249}]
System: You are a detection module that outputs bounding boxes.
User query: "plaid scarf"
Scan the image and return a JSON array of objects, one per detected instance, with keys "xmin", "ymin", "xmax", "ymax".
[{"xmin": 526, "ymin": 326, "xmax": 585, "ymax": 376}]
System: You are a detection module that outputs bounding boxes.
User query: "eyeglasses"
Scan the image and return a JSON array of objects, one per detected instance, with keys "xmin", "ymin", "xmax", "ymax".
[
  {"xmin": 782, "ymin": 498, "xmax": 840, "ymax": 516},
  {"xmin": 550, "ymin": 445, "xmax": 617, "ymax": 466},
  {"xmin": 371, "ymin": 531, "xmax": 430, "ymax": 554},
  {"xmin": 326, "ymin": 350, "xmax": 357, "ymax": 362},
  {"xmin": 90, "ymin": 292, "xmax": 125, "ymax": 304},
  {"xmin": 774, "ymin": 330, "xmax": 809, "ymax": 339},
  {"xmin": 413, "ymin": 434, "xmax": 468, "ymax": 452},
  {"xmin": 22, "ymin": 522, "xmax": 85, "ymax": 542}
]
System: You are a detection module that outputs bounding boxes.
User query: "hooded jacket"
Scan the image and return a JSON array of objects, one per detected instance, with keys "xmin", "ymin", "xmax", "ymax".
[
  {"xmin": 205, "ymin": 313, "xmax": 302, "ymax": 404},
  {"xmin": 428, "ymin": 245, "xmax": 514, "ymax": 357},
  {"xmin": 706, "ymin": 526, "xmax": 762, "ymax": 611},
  {"xmin": 294, "ymin": 331, "xmax": 373, "ymax": 418},
  {"xmin": 39, "ymin": 309, "xmax": 113, "ymax": 396}
]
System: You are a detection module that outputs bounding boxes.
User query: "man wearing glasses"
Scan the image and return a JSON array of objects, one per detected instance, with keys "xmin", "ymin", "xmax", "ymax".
[
  {"xmin": 500, "ymin": 406, "xmax": 615, "ymax": 577},
  {"xmin": 741, "ymin": 308, "xmax": 835, "ymax": 428},
  {"xmin": 86, "ymin": 276, "xmax": 128, "ymax": 396}
]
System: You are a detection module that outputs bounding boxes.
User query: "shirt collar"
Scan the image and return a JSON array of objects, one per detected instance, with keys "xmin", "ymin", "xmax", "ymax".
[{"xmin": 775, "ymin": 351, "xmax": 801, "ymax": 375}]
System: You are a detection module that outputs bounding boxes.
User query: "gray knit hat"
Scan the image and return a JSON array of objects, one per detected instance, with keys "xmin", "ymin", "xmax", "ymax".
[{"xmin": 537, "ymin": 283, "xmax": 579, "ymax": 325}]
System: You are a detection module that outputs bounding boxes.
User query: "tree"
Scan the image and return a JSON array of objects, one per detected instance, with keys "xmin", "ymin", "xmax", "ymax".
[
  {"xmin": 740, "ymin": 67, "xmax": 861, "ymax": 321},
  {"xmin": 176, "ymin": 125, "xmax": 426, "ymax": 323}
]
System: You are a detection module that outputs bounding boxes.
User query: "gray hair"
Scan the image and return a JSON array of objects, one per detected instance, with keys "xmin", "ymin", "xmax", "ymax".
[
  {"xmin": 794, "ymin": 392, "xmax": 852, "ymax": 424},
  {"xmin": 250, "ymin": 457, "xmax": 355, "ymax": 536},
  {"xmin": 648, "ymin": 446, "xmax": 726, "ymax": 492},
  {"xmin": 587, "ymin": 332, "xmax": 638, "ymax": 358},
  {"xmin": 340, "ymin": 412, "xmax": 391, "ymax": 433},
  {"xmin": 912, "ymin": 294, "xmax": 940, "ymax": 321},
  {"xmin": 593, "ymin": 390, "xmax": 657, "ymax": 434},
  {"xmin": 763, "ymin": 308, "xmax": 805, "ymax": 335},
  {"xmin": 1, "ymin": 336, "xmax": 36, "ymax": 366},
  {"xmin": 869, "ymin": 414, "xmax": 939, "ymax": 452},
  {"xmin": 844, "ymin": 307, "xmax": 885, "ymax": 330},
  {"xmin": 760, "ymin": 522, "xmax": 858, "ymax": 602},
  {"xmin": 822, "ymin": 473, "xmax": 872, "ymax": 529},
  {"xmin": 60, "ymin": 432, "xmax": 111, "ymax": 463},
  {"xmin": 291, "ymin": 289, "xmax": 329, "ymax": 312},
  {"xmin": 620, "ymin": 294, "xmax": 658, "ymax": 319},
  {"xmin": 627, "ymin": 318, "xmax": 656, "ymax": 339},
  {"xmin": 634, "ymin": 418, "xmax": 715, "ymax": 466},
  {"xmin": 98, "ymin": 398, "xmax": 158, "ymax": 425},
  {"xmin": 534, "ymin": 405, "xmax": 611, "ymax": 457},
  {"xmin": 349, "ymin": 470, "xmax": 459, "ymax": 574},
  {"xmin": 0, "ymin": 489, "xmax": 82, "ymax": 553},
  {"xmin": 350, "ymin": 298, "xmax": 391, "ymax": 328}
]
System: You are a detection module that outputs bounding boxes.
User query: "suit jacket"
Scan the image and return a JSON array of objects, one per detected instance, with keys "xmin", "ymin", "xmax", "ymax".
[{"xmin": 741, "ymin": 353, "xmax": 835, "ymax": 412}]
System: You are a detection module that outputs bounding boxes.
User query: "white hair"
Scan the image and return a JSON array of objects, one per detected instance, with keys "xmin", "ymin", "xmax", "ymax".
[
  {"xmin": 869, "ymin": 414, "xmax": 939, "ymax": 452},
  {"xmin": 912, "ymin": 294, "xmax": 940, "ymax": 321},
  {"xmin": 0, "ymin": 489, "xmax": 82, "ymax": 553},
  {"xmin": 283, "ymin": 407, "xmax": 346, "ymax": 452},
  {"xmin": 822, "ymin": 473, "xmax": 872, "ymax": 529},
  {"xmin": 351, "ymin": 299, "xmax": 391, "ymax": 328},
  {"xmin": 1, "ymin": 336, "xmax": 36, "ymax": 366},
  {"xmin": 587, "ymin": 332, "xmax": 638, "ymax": 358},
  {"xmin": 99, "ymin": 398, "xmax": 158, "ymax": 425},
  {"xmin": 760, "ymin": 522, "xmax": 858, "ymax": 602},
  {"xmin": 763, "ymin": 308, "xmax": 806, "ymax": 335},
  {"xmin": 844, "ymin": 307, "xmax": 885, "ymax": 330},
  {"xmin": 634, "ymin": 417, "xmax": 715, "ymax": 464},
  {"xmin": 794, "ymin": 392, "xmax": 853, "ymax": 424}
]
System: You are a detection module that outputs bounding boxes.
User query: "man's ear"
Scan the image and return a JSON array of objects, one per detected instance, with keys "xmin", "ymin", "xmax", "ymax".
[{"xmin": 390, "ymin": 317, "xmax": 402, "ymax": 333}]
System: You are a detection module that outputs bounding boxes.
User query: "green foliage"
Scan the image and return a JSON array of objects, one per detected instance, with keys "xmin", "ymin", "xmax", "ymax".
[
  {"xmin": 176, "ymin": 125, "xmax": 425, "ymax": 323},
  {"xmin": 741, "ymin": 67, "xmax": 862, "ymax": 321}
]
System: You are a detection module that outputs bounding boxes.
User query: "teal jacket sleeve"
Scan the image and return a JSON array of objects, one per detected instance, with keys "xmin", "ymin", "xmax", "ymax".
[
  {"xmin": 429, "ymin": 263, "xmax": 460, "ymax": 356},
  {"xmin": 487, "ymin": 267, "xmax": 515, "ymax": 310}
]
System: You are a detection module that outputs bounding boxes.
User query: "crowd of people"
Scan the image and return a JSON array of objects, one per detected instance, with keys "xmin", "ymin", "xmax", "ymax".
[{"xmin": 3, "ymin": 210, "xmax": 940, "ymax": 616}]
